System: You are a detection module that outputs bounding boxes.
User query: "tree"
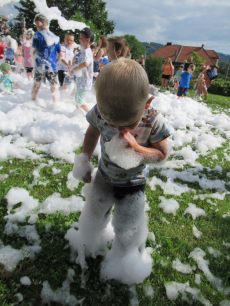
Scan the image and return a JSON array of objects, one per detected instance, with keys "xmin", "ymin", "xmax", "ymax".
[
  {"xmin": 123, "ymin": 35, "xmax": 145, "ymax": 60},
  {"xmin": 190, "ymin": 51, "xmax": 206, "ymax": 80},
  {"xmin": 145, "ymin": 55, "xmax": 163, "ymax": 86},
  {"xmin": 11, "ymin": 0, "xmax": 115, "ymax": 42}
]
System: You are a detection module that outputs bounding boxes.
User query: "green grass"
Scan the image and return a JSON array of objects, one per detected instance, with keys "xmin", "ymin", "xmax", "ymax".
[{"xmin": 0, "ymin": 95, "xmax": 230, "ymax": 306}]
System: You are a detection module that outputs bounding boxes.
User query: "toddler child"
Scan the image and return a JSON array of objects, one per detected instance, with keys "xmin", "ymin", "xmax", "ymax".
[
  {"xmin": 98, "ymin": 57, "xmax": 110, "ymax": 70},
  {"xmin": 22, "ymin": 29, "xmax": 34, "ymax": 81},
  {"xmin": 0, "ymin": 63, "xmax": 20, "ymax": 93},
  {"xmin": 106, "ymin": 36, "xmax": 128, "ymax": 61},
  {"xmin": 177, "ymin": 64, "xmax": 196, "ymax": 99},
  {"xmin": 4, "ymin": 39, "xmax": 16, "ymax": 67},
  {"xmin": 172, "ymin": 64, "xmax": 184, "ymax": 94},
  {"xmin": 14, "ymin": 42, "xmax": 23, "ymax": 73},
  {"xmin": 32, "ymin": 13, "xmax": 63, "ymax": 102},
  {"xmin": 57, "ymin": 32, "xmax": 74, "ymax": 89},
  {"xmin": 70, "ymin": 27, "xmax": 95, "ymax": 113},
  {"xmin": 71, "ymin": 58, "xmax": 171, "ymax": 285}
]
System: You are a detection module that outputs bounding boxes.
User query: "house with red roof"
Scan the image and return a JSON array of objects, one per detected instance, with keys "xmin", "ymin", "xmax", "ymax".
[{"xmin": 149, "ymin": 42, "xmax": 219, "ymax": 68}]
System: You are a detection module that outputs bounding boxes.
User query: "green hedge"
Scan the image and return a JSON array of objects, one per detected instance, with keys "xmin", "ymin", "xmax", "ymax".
[
  {"xmin": 208, "ymin": 79, "xmax": 230, "ymax": 97},
  {"xmin": 145, "ymin": 55, "xmax": 163, "ymax": 86}
]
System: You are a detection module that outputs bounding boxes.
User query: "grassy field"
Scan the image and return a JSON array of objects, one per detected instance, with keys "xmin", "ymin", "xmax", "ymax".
[{"xmin": 0, "ymin": 92, "xmax": 230, "ymax": 306}]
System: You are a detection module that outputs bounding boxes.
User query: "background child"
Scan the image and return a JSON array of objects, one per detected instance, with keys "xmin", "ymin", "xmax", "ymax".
[
  {"xmin": 194, "ymin": 73, "xmax": 208, "ymax": 101},
  {"xmin": 14, "ymin": 41, "xmax": 23, "ymax": 73},
  {"xmin": 4, "ymin": 38, "xmax": 17, "ymax": 67},
  {"xmin": 0, "ymin": 63, "xmax": 20, "ymax": 93},
  {"xmin": 160, "ymin": 58, "xmax": 174, "ymax": 92},
  {"xmin": 72, "ymin": 58, "xmax": 171, "ymax": 285},
  {"xmin": 172, "ymin": 64, "xmax": 184, "ymax": 94},
  {"xmin": 22, "ymin": 29, "xmax": 34, "ymax": 81},
  {"xmin": 70, "ymin": 27, "xmax": 94, "ymax": 113},
  {"xmin": 32, "ymin": 13, "xmax": 63, "ymax": 102},
  {"xmin": 57, "ymin": 32, "xmax": 74, "ymax": 89},
  {"xmin": 177, "ymin": 64, "xmax": 196, "ymax": 99},
  {"xmin": 106, "ymin": 36, "xmax": 128, "ymax": 61},
  {"xmin": 98, "ymin": 57, "xmax": 110, "ymax": 70}
]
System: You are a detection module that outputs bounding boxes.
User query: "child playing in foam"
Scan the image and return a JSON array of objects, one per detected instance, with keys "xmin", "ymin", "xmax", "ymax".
[
  {"xmin": 4, "ymin": 37, "xmax": 17, "ymax": 67},
  {"xmin": 0, "ymin": 63, "xmax": 21, "ymax": 93},
  {"xmin": 70, "ymin": 59, "xmax": 171, "ymax": 285},
  {"xmin": 22, "ymin": 29, "xmax": 34, "ymax": 81},
  {"xmin": 31, "ymin": 13, "xmax": 63, "ymax": 102},
  {"xmin": 57, "ymin": 32, "xmax": 75, "ymax": 90},
  {"xmin": 70, "ymin": 27, "xmax": 95, "ymax": 113}
]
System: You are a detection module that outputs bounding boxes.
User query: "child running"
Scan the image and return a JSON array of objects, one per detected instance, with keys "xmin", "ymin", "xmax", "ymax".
[
  {"xmin": 71, "ymin": 58, "xmax": 171, "ymax": 285},
  {"xmin": 22, "ymin": 29, "xmax": 34, "ymax": 81},
  {"xmin": 70, "ymin": 27, "xmax": 95, "ymax": 113},
  {"xmin": 0, "ymin": 63, "xmax": 20, "ymax": 93},
  {"xmin": 177, "ymin": 64, "xmax": 196, "ymax": 99},
  {"xmin": 31, "ymin": 13, "xmax": 63, "ymax": 102}
]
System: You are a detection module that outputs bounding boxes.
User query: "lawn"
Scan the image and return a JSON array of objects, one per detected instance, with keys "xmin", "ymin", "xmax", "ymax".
[{"xmin": 0, "ymin": 89, "xmax": 230, "ymax": 306}]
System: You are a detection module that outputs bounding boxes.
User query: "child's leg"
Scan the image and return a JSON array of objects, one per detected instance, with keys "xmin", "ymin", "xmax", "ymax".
[
  {"xmin": 75, "ymin": 88, "xmax": 89, "ymax": 113},
  {"xmin": 161, "ymin": 78, "xmax": 164, "ymax": 90},
  {"xmin": 65, "ymin": 171, "xmax": 114, "ymax": 269},
  {"xmin": 31, "ymin": 82, "xmax": 41, "ymax": 100},
  {"xmin": 50, "ymin": 84, "xmax": 60, "ymax": 102},
  {"xmin": 100, "ymin": 185, "xmax": 152, "ymax": 285},
  {"xmin": 47, "ymin": 71, "xmax": 59, "ymax": 102}
]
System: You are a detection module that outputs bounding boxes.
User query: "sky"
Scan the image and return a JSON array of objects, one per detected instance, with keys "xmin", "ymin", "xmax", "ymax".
[{"xmin": 1, "ymin": 0, "xmax": 230, "ymax": 55}]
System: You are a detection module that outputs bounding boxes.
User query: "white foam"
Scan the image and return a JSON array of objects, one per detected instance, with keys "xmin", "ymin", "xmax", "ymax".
[
  {"xmin": 172, "ymin": 258, "xmax": 196, "ymax": 274},
  {"xmin": 158, "ymin": 196, "xmax": 179, "ymax": 216},
  {"xmin": 184, "ymin": 203, "xmax": 207, "ymax": 220},
  {"xmin": 20, "ymin": 276, "xmax": 31, "ymax": 286},
  {"xmin": 193, "ymin": 224, "xmax": 203, "ymax": 238}
]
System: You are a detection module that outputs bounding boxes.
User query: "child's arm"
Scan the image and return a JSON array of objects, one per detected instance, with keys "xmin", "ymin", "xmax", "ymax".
[
  {"xmin": 176, "ymin": 76, "xmax": 181, "ymax": 87},
  {"xmin": 73, "ymin": 124, "xmax": 101, "ymax": 183},
  {"xmin": 13, "ymin": 81, "xmax": 21, "ymax": 89},
  {"xmin": 122, "ymin": 132, "xmax": 169, "ymax": 162},
  {"xmin": 70, "ymin": 62, "xmax": 88, "ymax": 75},
  {"xmin": 94, "ymin": 48, "xmax": 104, "ymax": 61}
]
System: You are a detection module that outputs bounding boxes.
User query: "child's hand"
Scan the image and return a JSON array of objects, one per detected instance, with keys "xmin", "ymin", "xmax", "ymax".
[
  {"xmin": 70, "ymin": 69, "xmax": 75, "ymax": 77},
  {"xmin": 120, "ymin": 131, "xmax": 139, "ymax": 150},
  {"xmin": 72, "ymin": 153, "xmax": 94, "ymax": 183},
  {"xmin": 176, "ymin": 83, "xmax": 179, "ymax": 88}
]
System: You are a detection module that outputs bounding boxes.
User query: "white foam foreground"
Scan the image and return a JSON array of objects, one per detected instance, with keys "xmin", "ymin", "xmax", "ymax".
[{"xmin": 0, "ymin": 69, "xmax": 230, "ymax": 305}]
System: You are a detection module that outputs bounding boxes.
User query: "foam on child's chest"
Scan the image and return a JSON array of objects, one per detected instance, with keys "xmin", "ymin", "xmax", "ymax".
[{"xmin": 105, "ymin": 133, "xmax": 143, "ymax": 170}]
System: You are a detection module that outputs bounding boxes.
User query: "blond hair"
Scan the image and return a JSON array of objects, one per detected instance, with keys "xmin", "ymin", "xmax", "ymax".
[
  {"xmin": 189, "ymin": 64, "xmax": 196, "ymax": 72},
  {"xmin": 95, "ymin": 58, "xmax": 149, "ymax": 125}
]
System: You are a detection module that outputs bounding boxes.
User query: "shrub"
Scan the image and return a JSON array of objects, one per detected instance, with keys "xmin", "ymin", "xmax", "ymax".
[
  {"xmin": 145, "ymin": 55, "xmax": 163, "ymax": 86},
  {"xmin": 208, "ymin": 79, "xmax": 230, "ymax": 96}
]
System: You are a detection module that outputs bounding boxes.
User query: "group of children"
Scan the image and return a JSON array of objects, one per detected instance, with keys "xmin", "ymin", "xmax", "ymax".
[{"xmin": 0, "ymin": 14, "xmax": 131, "ymax": 112}]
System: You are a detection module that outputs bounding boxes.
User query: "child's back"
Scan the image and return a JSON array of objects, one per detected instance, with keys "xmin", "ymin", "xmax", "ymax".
[{"xmin": 33, "ymin": 30, "xmax": 60, "ymax": 72}]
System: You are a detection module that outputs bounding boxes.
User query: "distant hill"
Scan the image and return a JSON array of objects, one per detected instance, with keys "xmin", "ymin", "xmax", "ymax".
[{"xmin": 141, "ymin": 42, "xmax": 230, "ymax": 64}]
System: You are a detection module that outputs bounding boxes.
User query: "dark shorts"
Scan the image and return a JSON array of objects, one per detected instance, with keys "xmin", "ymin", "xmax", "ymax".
[
  {"xmin": 25, "ymin": 67, "xmax": 33, "ymax": 73},
  {"xmin": 5, "ymin": 59, "xmax": 15, "ymax": 66},
  {"xmin": 34, "ymin": 68, "xmax": 58, "ymax": 85},
  {"xmin": 162, "ymin": 74, "xmax": 170, "ymax": 80},
  {"xmin": 177, "ymin": 87, "xmax": 189, "ymax": 97},
  {"xmin": 58, "ymin": 70, "xmax": 66, "ymax": 86},
  {"xmin": 113, "ymin": 184, "xmax": 146, "ymax": 200}
]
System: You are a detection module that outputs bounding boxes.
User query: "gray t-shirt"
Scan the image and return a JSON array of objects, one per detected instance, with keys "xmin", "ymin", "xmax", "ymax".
[{"xmin": 76, "ymin": 48, "xmax": 93, "ymax": 91}]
